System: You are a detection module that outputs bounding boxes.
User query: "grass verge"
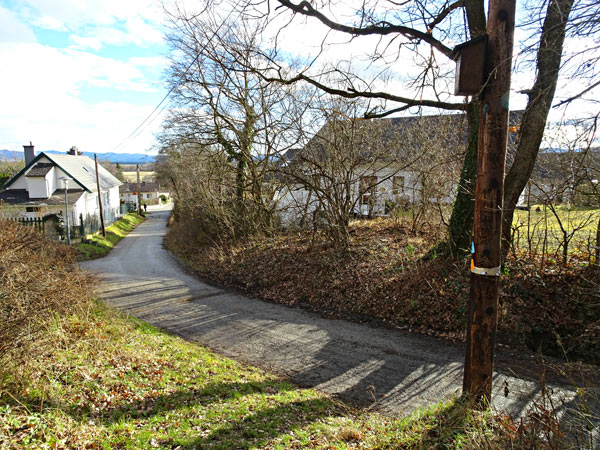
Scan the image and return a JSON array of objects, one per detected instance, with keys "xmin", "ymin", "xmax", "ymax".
[
  {"xmin": 76, "ymin": 212, "xmax": 145, "ymax": 261},
  {"xmin": 0, "ymin": 301, "xmax": 571, "ymax": 449}
]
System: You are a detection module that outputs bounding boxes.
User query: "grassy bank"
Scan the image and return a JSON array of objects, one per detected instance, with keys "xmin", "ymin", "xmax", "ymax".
[
  {"xmin": 76, "ymin": 212, "xmax": 145, "ymax": 261},
  {"xmin": 0, "ymin": 301, "xmax": 568, "ymax": 449},
  {"xmin": 0, "ymin": 218, "xmax": 589, "ymax": 448}
]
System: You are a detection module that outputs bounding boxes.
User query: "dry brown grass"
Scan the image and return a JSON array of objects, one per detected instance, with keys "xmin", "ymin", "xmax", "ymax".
[{"xmin": 0, "ymin": 220, "xmax": 94, "ymax": 376}]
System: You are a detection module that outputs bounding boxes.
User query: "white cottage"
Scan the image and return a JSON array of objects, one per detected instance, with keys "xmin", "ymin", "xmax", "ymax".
[
  {"xmin": 275, "ymin": 111, "xmax": 523, "ymax": 226},
  {"xmin": 0, "ymin": 144, "xmax": 122, "ymax": 229}
]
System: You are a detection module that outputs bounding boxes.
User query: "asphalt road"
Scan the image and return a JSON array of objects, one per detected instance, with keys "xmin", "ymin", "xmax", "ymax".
[{"xmin": 81, "ymin": 205, "xmax": 580, "ymax": 418}]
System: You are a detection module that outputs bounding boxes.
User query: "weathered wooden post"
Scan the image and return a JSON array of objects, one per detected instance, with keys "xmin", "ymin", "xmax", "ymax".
[{"xmin": 457, "ymin": 0, "xmax": 517, "ymax": 402}]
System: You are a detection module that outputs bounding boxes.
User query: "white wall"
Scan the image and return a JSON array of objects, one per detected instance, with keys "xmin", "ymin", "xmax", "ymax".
[
  {"xmin": 105, "ymin": 186, "xmax": 121, "ymax": 224},
  {"xmin": 276, "ymin": 185, "xmax": 319, "ymax": 227},
  {"xmin": 26, "ymin": 177, "xmax": 49, "ymax": 198},
  {"xmin": 73, "ymin": 195, "xmax": 87, "ymax": 225},
  {"xmin": 276, "ymin": 167, "xmax": 435, "ymax": 226},
  {"xmin": 107, "ymin": 186, "xmax": 120, "ymax": 209},
  {"xmin": 47, "ymin": 167, "xmax": 57, "ymax": 194}
]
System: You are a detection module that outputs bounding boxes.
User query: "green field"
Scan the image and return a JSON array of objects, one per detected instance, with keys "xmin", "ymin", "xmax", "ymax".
[
  {"xmin": 122, "ymin": 171, "xmax": 155, "ymax": 182},
  {"xmin": 512, "ymin": 205, "xmax": 599, "ymax": 259}
]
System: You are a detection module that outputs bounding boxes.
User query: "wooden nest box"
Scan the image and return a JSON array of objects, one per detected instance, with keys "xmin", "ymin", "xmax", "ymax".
[{"xmin": 452, "ymin": 35, "xmax": 488, "ymax": 96}]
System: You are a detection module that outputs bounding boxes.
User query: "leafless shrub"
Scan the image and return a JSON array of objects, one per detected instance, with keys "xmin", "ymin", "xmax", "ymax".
[{"xmin": 0, "ymin": 220, "xmax": 94, "ymax": 369}]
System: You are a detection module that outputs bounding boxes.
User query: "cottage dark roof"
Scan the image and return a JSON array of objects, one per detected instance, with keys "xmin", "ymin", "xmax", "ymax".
[
  {"xmin": 2, "ymin": 152, "xmax": 122, "ymax": 193},
  {"xmin": 120, "ymin": 182, "xmax": 161, "ymax": 193},
  {"xmin": 0, "ymin": 189, "xmax": 85, "ymax": 206},
  {"xmin": 283, "ymin": 111, "xmax": 523, "ymax": 165},
  {"xmin": 25, "ymin": 163, "xmax": 54, "ymax": 177}
]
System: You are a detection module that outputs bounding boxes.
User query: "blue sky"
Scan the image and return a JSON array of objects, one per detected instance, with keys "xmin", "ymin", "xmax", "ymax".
[
  {"xmin": 0, "ymin": 1, "xmax": 596, "ymax": 156},
  {"xmin": 0, "ymin": 0, "xmax": 169, "ymax": 154}
]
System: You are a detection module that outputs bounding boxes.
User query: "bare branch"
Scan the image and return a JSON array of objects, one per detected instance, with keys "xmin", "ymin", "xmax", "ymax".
[
  {"xmin": 428, "ymin": 1, "xmax": 465, "ymax": 32},
  {"xmin": 554, "ymin": 79, "xmax": 600, "ymax": 108},
  {"xmin": 276, "ymin": 0, "xmax": 454, "ymax": 58}
]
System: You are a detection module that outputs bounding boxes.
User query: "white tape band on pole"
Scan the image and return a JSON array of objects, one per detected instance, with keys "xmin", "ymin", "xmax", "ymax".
[{"xmin": 471, "ymin": 265, "xmax": 501, "ymax": 276}]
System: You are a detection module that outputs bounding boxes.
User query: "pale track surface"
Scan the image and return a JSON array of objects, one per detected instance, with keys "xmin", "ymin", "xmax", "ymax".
[{"xmin": 82, "ymin": 205, "xmax": 586, "ymax": 421}]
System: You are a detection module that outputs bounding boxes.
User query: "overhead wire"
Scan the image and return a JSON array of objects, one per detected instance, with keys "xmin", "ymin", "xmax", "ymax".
[{"xmin": 110, "ymin": 0, "xmax": 244, "ymax": 153}]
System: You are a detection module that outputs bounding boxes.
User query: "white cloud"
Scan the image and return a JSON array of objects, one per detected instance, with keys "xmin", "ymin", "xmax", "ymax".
[
  {"xmin": 0, "ymin": 99, "xmax": 163, "ymax": 155},
  {"xmin": 0, "ymin": 6, "xmax": 37, "ymax": 43},
  {"xmin": 32, "ymin": 15, "xmax": 67, "ymax": 31},
  {"xmin": 125, "ymin": 16, "xmax": 164, "ymax": 45},
  {"xmin": 0, "ymin": 42, "xmax": 162, "ymax": 154},
  {"xmin": 0, "ymin": 1, "xmax": 169, "ymax": 155},
  {"xmin": 69, "ymin": 35, "xmax": 103, "ymax": 51},
  {"xmin": 129, "ymin": 56, "xmax": 168, "ymax": 67},
  {"xmin": 13, "ymin": 0, "xmax": 165, "ymax": 51},
  {"xmin": 22, "ymin": 0, "xmax": 163, "ymax": 29},
  {"xmin": 69, "ymin": 18, "xmax": 164, "ymax": 50}
]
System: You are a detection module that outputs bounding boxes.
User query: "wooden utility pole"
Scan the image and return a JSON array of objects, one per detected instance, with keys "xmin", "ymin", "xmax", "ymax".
[
  {"xmin": 136, "ymin": 164, "xmax": 142, "ymax": 215},
  {"xmin": 94, "ymin": 154, "xmax": 106, "ymax": 237},
  {"xmin": 463, "ymin": 0, "xmax": 516, "ymax": 402}
]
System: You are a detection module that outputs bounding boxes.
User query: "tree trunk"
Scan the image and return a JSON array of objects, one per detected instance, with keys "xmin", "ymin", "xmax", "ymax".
[
  {"xmin": 447, "ymin": 0, "xmax": 486, "ymax": 255},
  {"xmin": 235, "ymin": 156, "xmax": 247, "ymax": 234},
  {"xmin": 501, "ymin": 0, "xmax": 575, "ymax": 259},
  {"xmin": 463, "ymin": 0, "xmax": 516, "ymax": 403},
  {"xmin": 449, "ymin": 102, "xmax": 480, "ymax": 253}
]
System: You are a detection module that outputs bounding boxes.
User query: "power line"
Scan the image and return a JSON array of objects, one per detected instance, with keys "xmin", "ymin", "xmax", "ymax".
[{"xmin": 110, "ymin": 0, "xmax": 244, "ymax": 153}]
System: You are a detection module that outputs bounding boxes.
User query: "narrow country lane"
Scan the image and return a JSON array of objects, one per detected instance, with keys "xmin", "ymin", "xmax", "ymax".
[{"xmin": 81, "ymin": 205, "xmax": 577, "ymax": 418}]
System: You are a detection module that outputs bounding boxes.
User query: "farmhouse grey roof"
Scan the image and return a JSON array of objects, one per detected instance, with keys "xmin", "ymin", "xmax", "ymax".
[
  {"xmin": 47, "ymin": 154, "xmax": 121, "ymax": 192},
  {"xmin": 282, "ymin": 111, "xmax": 523, "ymax": 165},
  {"xmin": 119, "ymin": 182, "xmax": 162, "ymax": 193},
  {"xmin": 25, "ymin": 163, "xmax": 54, "ymax": 177},
  {"xmin": 0, "ymin": 189, "xmax": 85, "ymax": 206}
]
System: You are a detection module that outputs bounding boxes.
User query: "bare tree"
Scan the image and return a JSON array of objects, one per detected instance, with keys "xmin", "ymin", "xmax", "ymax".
[
  {"xmin": 278, "ymin": 97, "xmax": 423, "ymax": 247},
  {"xmin": 161, "ymin": 8, "xmax": 310, "ymax": 237},
  {"xmin": 225, "ymin": 0, "xmax": 598, "ymax": 256}
]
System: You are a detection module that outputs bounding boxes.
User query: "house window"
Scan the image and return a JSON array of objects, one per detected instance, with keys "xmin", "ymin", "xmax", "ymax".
[
  {"xmin": 360, "ymin": 176, "xmax": 377, "ymax": 205},
  {"xmin": 26, "ymin": 207, "xmax": 41, "ymax": 212},
  {"xmin": 392, "ymin": 176, "xmax": 405, "ymax": 195}
]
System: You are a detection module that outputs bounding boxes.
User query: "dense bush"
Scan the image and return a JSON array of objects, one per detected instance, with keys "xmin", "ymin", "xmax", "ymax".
[{"xmin": 0, "ymin": 220, "xmax": 93, "ymax": 363}]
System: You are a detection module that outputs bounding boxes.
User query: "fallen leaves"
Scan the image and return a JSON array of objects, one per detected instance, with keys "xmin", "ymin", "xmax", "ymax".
[{"xmin": 167, "ymin": 218, "xmax": 600, "ymax": 364}]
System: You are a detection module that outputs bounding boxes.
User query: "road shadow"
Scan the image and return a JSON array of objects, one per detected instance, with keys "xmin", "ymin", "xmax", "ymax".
[{"xmin": 83, "ymin": 208, "xmax": 600, "ymax": 443}]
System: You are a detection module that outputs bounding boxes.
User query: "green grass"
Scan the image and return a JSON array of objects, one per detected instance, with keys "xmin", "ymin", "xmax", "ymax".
[
  {"xmin": 122, "ymin": 171, "xmax": 155, "ymax": 182},
  {"xmin": 76, "ymin": 213, "xmax": 145, "ymax": 261},
  {"xmin": 512, "ymin": 205, "xmax": 599, "ymax": 256},
  {"xmin": 0, "ymin": 302, "xmax": 541, "ymax": 449}
]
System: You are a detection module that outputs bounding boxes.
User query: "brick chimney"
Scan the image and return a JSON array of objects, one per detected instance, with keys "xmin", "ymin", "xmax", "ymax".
[{"xmin": 23, "ymin": 142, "xmax": 35, "ymax": 165}]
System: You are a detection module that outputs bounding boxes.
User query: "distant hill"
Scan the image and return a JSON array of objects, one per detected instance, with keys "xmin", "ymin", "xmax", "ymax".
[
  {"xmin": 0, "ymin": 149, "xmax": 156, "ymax": 164},
  {"xmin": 0, "ymin": 150, "xmax": 23, "ymax": 161}
]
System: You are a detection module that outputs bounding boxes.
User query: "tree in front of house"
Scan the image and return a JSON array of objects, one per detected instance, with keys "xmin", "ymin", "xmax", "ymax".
[
  {"xmin": 233, "ymin": 0, "xmax": 597, "ymax": 257},
  {"xmin": 158, "ymin": 10, "xmax": 310, "ymax": 239},
  {"xmin": 0, "ymin": 161, "xmax": 25, "ymax": 188}
]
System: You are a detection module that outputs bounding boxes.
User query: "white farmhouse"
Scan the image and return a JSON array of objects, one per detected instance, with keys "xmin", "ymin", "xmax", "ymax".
[
  {"xmin": 276, "ymin": 111, "xmax": 523, "ymax": 226},
  {"xmin": 0, "ymin": 144, "xmax": 122, "ymax": 230}
]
